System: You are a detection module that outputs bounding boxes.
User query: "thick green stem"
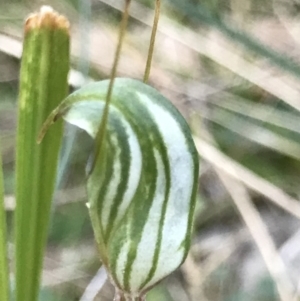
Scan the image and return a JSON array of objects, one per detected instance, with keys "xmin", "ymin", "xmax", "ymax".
[
  {"xmin": 15, "ymin": 6, "xmax": 69, "ymax": 301},
  {"xmin": 143, "ymin": 0, "xmax": 161, "ymax": 83}
]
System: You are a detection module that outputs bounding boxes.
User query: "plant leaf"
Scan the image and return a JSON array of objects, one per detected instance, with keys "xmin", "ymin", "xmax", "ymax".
[{"xmin": 41, "ymin": 78, "xmax": 199, "ymax": 296}]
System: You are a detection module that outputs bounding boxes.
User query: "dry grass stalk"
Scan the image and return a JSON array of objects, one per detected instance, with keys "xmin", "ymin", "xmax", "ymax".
[{"xmin": 215, "ymin": 169, "xmax": 295, "ymax": 301}]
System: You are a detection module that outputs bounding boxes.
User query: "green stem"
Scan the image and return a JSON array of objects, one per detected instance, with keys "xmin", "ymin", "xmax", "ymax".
[
  {"xmin": 143, "ymin": 0, "xmax": 161, "ymax": 83},
  {"xmin": 114, "ymin": 291, "xmax": 146, "ymax": 301},
  {"xmin": 15, "ymin": 7, "xmax": 69, "ymax": 301},
  {"xmin": 91, "ymin": 0, "xmax": 131, "ymax": 174}
]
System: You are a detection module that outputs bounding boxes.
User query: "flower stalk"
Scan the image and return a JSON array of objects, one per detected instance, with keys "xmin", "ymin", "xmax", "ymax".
[{"xmin": 143, "ymin": 0, "xmax": 161, "ymax": 83}]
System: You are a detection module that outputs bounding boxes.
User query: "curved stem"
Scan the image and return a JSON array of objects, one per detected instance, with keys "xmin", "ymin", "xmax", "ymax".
[
  {"xmin": 91, "ymin": 0, "xmax": 131, "ymax": 174},
  {"xmin": 143, "ymin": 0, "xmax": 161, "ymax": 83}
]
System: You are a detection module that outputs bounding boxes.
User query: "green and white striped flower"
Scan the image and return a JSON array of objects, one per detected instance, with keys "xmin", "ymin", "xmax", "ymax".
[{"xmin": 41, "ymin": 78, "xmax": 199, "ymax": 297}]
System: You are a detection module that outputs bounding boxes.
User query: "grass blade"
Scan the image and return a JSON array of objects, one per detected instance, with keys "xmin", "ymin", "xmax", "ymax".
[
  {"xmin": 0, "ymin": 143, "xmax": 9, "ymax": 301},
  {"xmin": 15, "ymin": 6, "xmax": 69, "ymax": 301},
  {"xmin": 206, "ymin": 109, "xmax": 300, "ymax": 161},
  {"xmin": 195, "ymin": 137, "xmax": 300, "ymax": 219},
  {"xmin": 210, "ymin": 95, "xmax": 300, "ymax": 135},
  {"xmin": 170, "ymin": 0, "xmax": 300, "ymax": 79}
]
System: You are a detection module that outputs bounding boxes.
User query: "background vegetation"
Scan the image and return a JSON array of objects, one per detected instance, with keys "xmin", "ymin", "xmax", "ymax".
[{"xmin": 1, "ymin": 0, "xmax": 300, "ymax": 300}]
